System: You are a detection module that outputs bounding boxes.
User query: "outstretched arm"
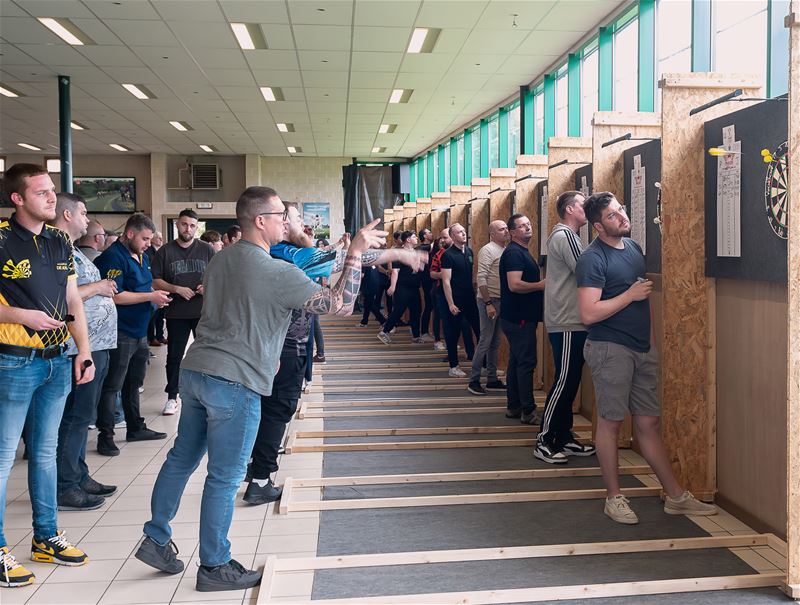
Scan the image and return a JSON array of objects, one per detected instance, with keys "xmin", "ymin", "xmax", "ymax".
[
  {"xmin": 303, "ymin": 254, "xmax": 363, "ymax": 316},
  {"xmin": 332, "ymin": 247, "xmax": 426, "ymax": 273}
]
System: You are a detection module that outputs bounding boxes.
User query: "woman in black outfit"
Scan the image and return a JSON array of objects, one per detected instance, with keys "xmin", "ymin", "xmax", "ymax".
[{"xmin": 377, "ymin": 231, "xmax": 423, "ymax": 344}]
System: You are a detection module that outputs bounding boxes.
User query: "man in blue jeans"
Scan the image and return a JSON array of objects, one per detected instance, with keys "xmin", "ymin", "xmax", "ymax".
[
  {"xmin": 134, "ymin": 186, "xmax": 386, "ymax": 592},
  {"xmin": 0, "ymin": 164, "xmax": 96, "ymax": 588}
]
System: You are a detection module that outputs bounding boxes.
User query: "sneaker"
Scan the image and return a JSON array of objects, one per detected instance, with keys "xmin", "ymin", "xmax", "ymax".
[
  {"xmin": 485, "ymin": 380, "xmax": 507, "ymax": 391},
  {"xmin": 97, "ymin": 436, "xmax": 120, "ymax": 457},
  {"xmin": 534, "ymin": 442, "xmax": 568, "ymax": 465},
  {"xmin": 389, "ymin": 327, "xmax": 396, "ymax": 334},
  {"xmin": 134, "ymin": 536, "xmax": 184, "ymax": 574},
  {"xmin": 448, "ymin": 367, "xmax": 467, "ymax": 378},
  {"xmin": 411, "ymin": 337, "xmax": 425, "ymax": 344},
  {"xmin": 1, "ymin": 547, "xmax": 35, "ymax": 587},
  {"xmin": 243, "ymin": 479, "xmax": 283, "ymax": 505},
  {"xmin": 520, "ymin": 409, "xmax": 538, "ymax": 425},
  {"xmin": 149, "ymin": 351, "xmax": 157, "ymax": 358},
  {"xmin": 196, "ymin": 559, "xmax": 262, "ymax": 592},
  {"xmin": 467, "ymin": 382, "xmax": 486, "ymax": 395},
  {"xmin": 312, "ymin": 354, "xmax": 326, "ymax": 363},
  {"xmin": 664, "ymin": 491, "xmax": 718, "ymax": 516},
  {"xmin": 562, "ymin": 438, "xmax": 596, "ymax": 457},
  {"xmin": 114, "ymin": 419, "xmax": 127, "ymax": 428},
  {"xmin": 57, "ymin": 487, "xmax": 105, "ymax": 512},
  {"xmin": 419, "ymin": 333, "xmax": 435, "ymax": 343},
  {"xmin": 434, "ymin": 341, "xmax": 446, "ymax": 351},
  {"xmin": 505, "ymin": 409, "xmax": 521, "ymax": 419},
  {"xmin": 355, "ymin": 322, "xmax": 368, "ymax": 328},
  {"xmin": 159, "ymin": 338, "xmax": 168, "ymax": 345},
  {"xmin": 162, "ymin": 398, "xmax": 179, "ymax": 416},
  {"xmin": 376, "ymin": 331, "xmax": 392, "ymax": 345},
  {"xmin": 80, "ymin": 476, "xmax": 117, "ymax": 497},
  {"xmin": 31, "ymin": 531, "xmax": 88, "ymax": 566},
  {"xmin": 149, "ymin": 339, "xmax": 162, "ymax": 347},
  {"xmin": 604, "ymin": 494, "xmax": 639, "ymax": 524},
  {"xmin": 126, "ymin": 427, "xmax": 167, "ymax": 442}
]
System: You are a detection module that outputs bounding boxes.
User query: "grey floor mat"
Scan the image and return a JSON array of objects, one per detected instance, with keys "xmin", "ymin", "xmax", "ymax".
[
  {"xmin": 323, "ymin": 389, "xmax": 499, "ymax": 400},
  {"xmin": 322, "ymin": 413, "xmax": 525, "ymax": 429}
]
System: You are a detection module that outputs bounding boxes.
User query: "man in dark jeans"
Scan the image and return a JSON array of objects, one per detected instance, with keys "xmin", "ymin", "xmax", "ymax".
[
  {"xmin": 499, "ymin": 213, "xmax": 546, "ymax": 424},
  {"xmin": 357, "ymin": 264, "xmax": 386, "ymax": 327},
  {"xmin": 95, "ymin": 214, "xmax": 172, "ymax": 455},
  {"xmin": 152, "ymin": 209, "xmax": 215, "ymax": 416},
  {"xmin": 416, "ymin": 228, "xmax": 435, "ymax": 341}
]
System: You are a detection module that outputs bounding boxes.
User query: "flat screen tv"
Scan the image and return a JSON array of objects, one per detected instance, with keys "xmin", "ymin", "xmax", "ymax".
[{"xmin": 73, "ymin": 176, "xmax": 136, "ymax": 213}]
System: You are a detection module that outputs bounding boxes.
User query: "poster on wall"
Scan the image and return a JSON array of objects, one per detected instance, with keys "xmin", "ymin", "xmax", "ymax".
[{"xmin": 302, "ymin": 202, "xmax": 331, "ymax": 240}]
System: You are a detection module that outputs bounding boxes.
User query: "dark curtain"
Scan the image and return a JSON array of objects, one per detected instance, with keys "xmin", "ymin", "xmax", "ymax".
[{"xmin": 343, "ymin": 164, "xmax": 403, "ymax": 235}]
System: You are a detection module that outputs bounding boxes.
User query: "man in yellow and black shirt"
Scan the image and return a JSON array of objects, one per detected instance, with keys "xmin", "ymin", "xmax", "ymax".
[{"xmin": 0, "ymin": 163, "xmax": 96, "ymax": 588}]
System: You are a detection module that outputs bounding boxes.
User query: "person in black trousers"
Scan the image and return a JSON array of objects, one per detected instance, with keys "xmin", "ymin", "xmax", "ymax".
[
  {"xmin": 357, "ymin": 264, "xmax": 386, "ymax": 326},
  {"xmin": 377, "ymin": 231, "xmax": 423, "ymax": 344},
  {"xmin": 499, "ymin": 214, "xmax": 546, "ymax": 424},
  {"xmin": 416, "ymin": 228, "xmax": 435, "ymax": 342}
]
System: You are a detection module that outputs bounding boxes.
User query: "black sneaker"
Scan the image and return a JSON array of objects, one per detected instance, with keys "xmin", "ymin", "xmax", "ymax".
[
  {"xmin": 562, "ymin": 438, "xmax": 597, "ymax": 457},
  {"xmin": 57, "ymin": 487, "xmax": 105, "ymax": 511},
  {"xmin": 81, "ymin": 476, "xmax": 117, "ymax": 497},
  {"xmin": 312, "ymin": 354, "xmax": 326, "ymax": 363},
  {"xmin": 134, "ymin": 536, "xmax": 184, "ymax": 574},
  {"xmin": 31, "ymin": 531, "xmax": 88, "ymax": 566},
  {"xmin": 126, "ymin": 427, "xmax": 167, "ymax": 441},
  {"xmin": 97, "ymin": 436, "xmax": 120, "ymax": 457},
  {"xmin": 505, "ymin": 408, "xmax": 521, "ymax": 419},
  {"xmin": 485, "ymin": 380, "xmax": 507, "ymax": 391},
  {"xmin": 520, "ymin": 409, "xmax": 538, "ymax": 425},
  {"xmin": 196, "ymin": 559, "xmax": 262, "ymax": 592},
  {"xmin": 533, "ymin": 442, "xmax": 568, "ymax": 465},
  {"xmin": 467, "ymin": 382, "xmax": 486, "ymax": 395},
  {"xmin": 243, "ymin": 479, "xmax": 283, "ymax": 505}
]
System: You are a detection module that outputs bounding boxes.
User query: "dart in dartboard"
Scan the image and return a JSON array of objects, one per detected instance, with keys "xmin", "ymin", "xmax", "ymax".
[{"xmin": 762, "ymin": 142, "xmax": 788, "ymax": 240}]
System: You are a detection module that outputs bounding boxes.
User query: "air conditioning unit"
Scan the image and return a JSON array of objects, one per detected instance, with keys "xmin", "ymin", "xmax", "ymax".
[{"xmin": 190, "ymin": 164, "xmax": 220, "ymax": 189}]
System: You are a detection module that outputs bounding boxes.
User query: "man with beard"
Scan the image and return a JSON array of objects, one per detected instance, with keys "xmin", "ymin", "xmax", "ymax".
[
  {"xmin": 152, "ymin": 209, "xmax": 215, "ymax": 416},
  {"xmin": 577, "ymin": 192, "xmax": 716, "ymax": 525},
  {"xmin": 94, "ymin": 214, "xmax": 171, "ymax": 455}
]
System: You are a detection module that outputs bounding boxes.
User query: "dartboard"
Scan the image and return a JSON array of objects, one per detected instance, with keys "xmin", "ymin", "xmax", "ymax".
[{"xmin": 764, "ymin": 141, "xmax": 788, "ymax": 239}]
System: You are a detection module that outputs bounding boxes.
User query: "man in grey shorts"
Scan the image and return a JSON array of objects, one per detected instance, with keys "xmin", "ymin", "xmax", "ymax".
[{"xmin": 576, "ymin": 191, "xmax": 717, "ymax": 525}]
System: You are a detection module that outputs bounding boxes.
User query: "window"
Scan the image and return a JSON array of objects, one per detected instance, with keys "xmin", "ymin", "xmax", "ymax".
[
  {"xmin": 0, "ymin": 157, "xmax": 5, "ymax": 173},
  {"xmin": 712, "ymin": 0, "xmax": 767, "ymax": 90},
  {"xmin": 581, "ymin": 48, "xmax": 599, "ymax": 137},
  {"xmin": 444, "ymin": 144, "xmax": 451, "ymax": 188},
  {"xmin": 488, "ymin": 116, "xmax": 499, "ymax": 169},
  {"xmin": 508, "ymin": 103, "xmax": 520, "ymax": 162},
  {"xmin": 471, "ymin": 126, "xmax": 480, "ymax": 181},
  {"xmin": 432, "ymin": 151, "xmax": 439, "ymax": 193},
  {"xmin": 456, "ymin": 135, "xmax": 465, "ymax": 185},
  {"xmin": 555, "ymin": 71, "xmax": 568, "ymax": 137},
  {"xmin": 422, "ymin": 158, "xmax": 428, "ymax": 196},
  {"xmin": 657, "ymin": 0, "xmax": 691, "ymax": 77},
  {"xmin": 613, "ymin": 18, "xmax": 639, "ymax": 112},
  {"xmin": 46, "ymin": 158, "xmax": 61, "ymax": 173},
  {"xmin": 534, "ymin": 92, "xmax": 544, "ymax": 155}
]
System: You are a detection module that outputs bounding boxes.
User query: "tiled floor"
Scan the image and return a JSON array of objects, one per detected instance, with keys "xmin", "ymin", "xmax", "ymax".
[{"xmin": 2, "ymin": 345, "xmax": 323, "ymax": 605}]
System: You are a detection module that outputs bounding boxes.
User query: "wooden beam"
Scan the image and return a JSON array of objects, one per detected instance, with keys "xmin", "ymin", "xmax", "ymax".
[
  {"xmin": 277, "ymin": 477, "xmax": 293, "ymax": 515},
  {"xmin": 312, "ymin": 384, "xmax": 471, "ymax": 394},
  {"xmin": 287, "ymin": 437, "xmax": 542, "ymax": 453},
  {"xmin": 291, "ymin": 425, "xmax": 570, "ymax": 438},
  {"xmin": 303, "ymin": 396, "xmax": 512, "ymax": 407},
  {"xmin": 299, "ymin": 406, "xmax": 507, "ymax": 419}
]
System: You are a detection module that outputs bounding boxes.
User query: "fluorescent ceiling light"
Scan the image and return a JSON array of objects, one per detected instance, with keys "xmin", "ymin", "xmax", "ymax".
[
  {"xmin": 0, "ymin": 85, "xmax": 22, "ymax": 98},
  {"xmin": 199, "ymin": 144, "xmax": 216, "ymax": 153},
  {"xmin": 122, "ymin": 84, "xmax": 154, "ymax": 100},
  {"xmin": 389, "ymin": 89, "xmax": 412, "ymax": 104},
  {"xmin": 70, "ymin": 121, "xmax": 87, "ymax": 130},
  {"xmin": 260, "ymin": 86, "xmax": 284, "ymax": 102},
  {"xmin": 230, "ymin": 23, "xmax": 267, "ymax": 50},
  {"xmin": 276, "ymin": 123, "xmax": 295, "ymax": 133},
  {"xmin": 379, "ymin": 124, "xmax": 396, "ymax": 134},
  {"xmin": 406, "ymin": 27, "xmax": 440, "ymax": 53},
  {"xmin": 287, "ymin": 146, "xmax": 302, "ymax": 153},
  {"xmin": 109, "ymin": 143, "xmax": 129, "ymax": 152},
  {"xmin": 38, "ymin": 17, "xmax": 91, "ymax": 45},
  {"xmin": 169, "ymin": 121, "xmax": 192, "ymax": 132},
  {"xmin": 372, "ymin": 147, "xmax": 386, "ymax": 153},
  {"xmin": 18, "ymin": 143, "xmax": 42, "ymax": 151}
]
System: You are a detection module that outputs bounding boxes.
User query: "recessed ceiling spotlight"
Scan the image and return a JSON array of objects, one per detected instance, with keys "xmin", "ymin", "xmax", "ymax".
[
  {"xmin": 109, "ymin": 143, "xmax": 130, "ymax": 152},
  {"xmin": 37, "ymin": 17, "xmax": 94, "ymax": 45},
  {"xmin": 18, "ymin": 143, "xmax": 42, "ymax": 151}
]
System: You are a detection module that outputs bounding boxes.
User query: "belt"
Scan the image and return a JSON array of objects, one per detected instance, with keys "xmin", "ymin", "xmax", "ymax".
[{"xmin": 0, "ymin": 343, "xmax": 68, "ymax": 360}]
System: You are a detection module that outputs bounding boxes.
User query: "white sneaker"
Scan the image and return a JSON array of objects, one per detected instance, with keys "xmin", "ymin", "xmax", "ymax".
[
  {"xmin": 434, "ymin": 341, "xmax": 446, "ymax": 351},
  {"xmin": 377, "ymin": 331, "xmax": 392, "ymax": 345},
  {"xmin": 355, "ymin": 322, "xmax": 368, "ymax": 328},
  {"xmin": 448, "ymin": 367, "xmax": 467, "ymax": 378},
  {"xmin": 664, "ymin": 491, "xmax": 718, "ymax": 516},
  {"xmin": 162, "ymin": 399, "xmax": 179, "ymax": 416},
  {"xmin": 138, "ymin": 386, "xmax": 145, "ymax": 394},
  {"xmin": 411, "ymin": 337, "xmax": 425, "ymax": 344},
  {"xmin": 419, "ymin": 334, "xmax": 435, "ymax": 343},
  {"xmin": 604, "ymin": 494, "xmax": 639, "ymax": 524}
]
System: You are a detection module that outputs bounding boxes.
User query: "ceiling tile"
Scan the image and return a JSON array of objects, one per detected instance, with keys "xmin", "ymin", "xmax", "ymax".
[
  {"xmin": 204, "ymin": 69, "xmax": 256, "ymax": 86},
  {"xmin": 353, "ymin": 26, "xmax": 410, "ymax": 52},
  {"xmin": 463, "ymin": 28, "xmax": 529, "ymax": 54},
  {"xmin": 69, "ymin": 19, "xmax": 124, "ymax": 45},
  {"xmin": 218, "ymin": 0, "xmax": 290, "ymax": 24},
  {"xmin": 83, "ymin": 0, "xmax": 162, "ymax": 20},
  {"xmin": 152, "ymin": 0, "xmax": 226, "ymax": 22},
  {"xmin": 288, "ymin": 1, "xmax": 353, "ymax": 26},
  {"xmin": 78, "ymin": 45, "xmax": 145, "ymax": 67},
  {"xmin": 399, "ymin": 53, "xmax": 455, "ymax": 73},
  {"xmin": 348, "ymin": 71, "xmax": 396, "ymax": 88},
  {"xmin": 298, "ymin": 50, "xmax": 350, "ymax": 71},
  {"xmin": 415, "ymin": 0, "xmax": 489, "ymax": 28},
  {"xmin": 103, "ymin": 19, "xmax": 180, "ymax": 47},
  {"xmin": 516, "ymin": 29, "xmax": 585, "ymax": 55},
  {"xmin": 258, "ymin": 24, "xmax": 296, "ymax": 50},
  {"xmin": 185, "ymin": 47, "xmax": 247, "ymax": 70},
  {"xmin": 351, "ymin": 51, "xmax": 402, "ymax": 72},
  {"xmin": 476, "ymin": 1, "xmax": 556, "ymax": 30},
  {"xmin": 171, "ymin": 22, "xmax": 239, "ymax": 48},
  {"xmin": 245, "ymin": 49, "xmax": 299, "ymax": 71},
  {"xmin": 537, "ymin": 0, "xmax": 619, "ymax": 30},
  {"xmin": 355, "ymin": 0, "xmax": 420, "ymax": 26},
  {"xmin": 293, "ymin": 25, "xmax": 351, "ymax": 51},
  {"xmin": 300, "ymin": 70, "xmax": 348, "ymax": 88},
  {"xmin": 251, "ymin": 70, "xmax": 304, "ymax": 87},
  {"xmin": 15, "ymin": 44, "xmax": 92, "ymax": 66}
]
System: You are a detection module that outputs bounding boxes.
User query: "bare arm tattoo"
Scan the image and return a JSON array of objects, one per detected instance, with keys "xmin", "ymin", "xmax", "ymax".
[
  {"xmin": 332, "ymin": 248, "xmax": 388, "ymax": 272},
  {"xmin": 332, "ymin": 249, "xmax": 347, "ymax": 273},
  {"xmin": 302, "ymin": 255, "xmax": 363, "ymax": 315}
]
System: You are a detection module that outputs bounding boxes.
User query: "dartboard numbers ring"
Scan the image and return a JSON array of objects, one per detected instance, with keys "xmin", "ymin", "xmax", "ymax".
[{"xmin": 764, "ymin": 140, "xmax": 788, "ymax": 240}]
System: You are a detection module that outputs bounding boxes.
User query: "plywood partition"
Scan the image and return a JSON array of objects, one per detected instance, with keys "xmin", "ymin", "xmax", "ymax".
[
  {"xmin": 416, "ymin": 198, "xmax": 432, "ymax": 233},
  {"xmin": 402, "ymin": 201, "xmax": 416, "ymax": 230},
  {"xmin": 431, "ymin": 209, "xmax": 448, "ymax": 237},
  {"xmin": 392, "ymin": 204, "xmax": 404, "ymax": 235},
  {"xmin": 470, "ymin": 198, "xmax": 489, "ymax": 268},
  {"xmin": 488, "ymin": 174, "xmax": 515, "ymax": 371},
  {"xmin": 786, "ymin": 3, "xmax": 800, "ymax": 597},
  {"xmin": 449, "ymin": 186, "xmax": 471, "ymax": 230},
  {"xmin": 383, "ymin": 208, "xmax": 394, "ymax": 247},
  {"xmin": 489, "ymin": 167, "xmax": 517, "ymax": 192},
  {"xmin": 514, "ymin": 155, "xmax": 549, "ymax": 259},
  {"xmin": 471, "ymin": 177, "xmax": 491, "ymax": 200},
  {"xmin": 659, "ymin": 73, "xmax": 761, "ymax": 502},
  {"xmin": 546, "ymin": 138, "xmax": 592, "ymax": 237}
]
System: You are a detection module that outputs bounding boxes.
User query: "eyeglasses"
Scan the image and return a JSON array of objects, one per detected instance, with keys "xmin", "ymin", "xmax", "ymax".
[{"xmin": 258, "ymin": 210, "xmax": 289, "ymax": 221}]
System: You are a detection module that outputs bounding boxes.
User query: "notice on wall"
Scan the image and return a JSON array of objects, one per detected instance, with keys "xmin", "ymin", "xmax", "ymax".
[
  {"xmin": 579, "ymin": 175, "xmax": 590, "ymax": 248},
  {"xmin": 630, "ymin": 155, "xmax": 647, "ymax": 254},
  {"xmin": 540, "ymin": 185, "xmax": 549, "ymax": 256},
  {"xmin": 717, "ymin": 125, "xmax": 742, "ymax": 257}
]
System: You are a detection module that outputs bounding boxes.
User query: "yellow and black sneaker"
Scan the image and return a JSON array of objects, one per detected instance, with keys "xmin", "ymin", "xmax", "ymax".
[
  {"xmin": 1, "ymin": 546, "xmax": 35, "ymax": 587},
  {"xmin": 31, "ymin": 531, "xmax": 88, "ymax": 566}
]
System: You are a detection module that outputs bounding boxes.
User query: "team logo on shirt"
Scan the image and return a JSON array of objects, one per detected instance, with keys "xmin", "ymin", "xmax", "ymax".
[
  {"xmin": 106, "ymin": 269, "xmax": 122, "ymax": 279},
  {"xmin": 56, "ymin": 262, "xmax": 70, "ymax": 272},
  {"xmin": 2, "ymin": 258, "xmax": 31, "ymax": 279}
]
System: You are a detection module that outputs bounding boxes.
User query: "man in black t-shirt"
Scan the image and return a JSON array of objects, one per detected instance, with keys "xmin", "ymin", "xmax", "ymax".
[
  {"xmin": 416, "ymin": 228, "xmax": 435, "ymax": 341},
  {"xmin": 151, "ymin": 209, "xmax": 215, "ymax": 416},
  {"xmin": 499, "ymin": 214, "xmax": 545, "ymax": 424}
]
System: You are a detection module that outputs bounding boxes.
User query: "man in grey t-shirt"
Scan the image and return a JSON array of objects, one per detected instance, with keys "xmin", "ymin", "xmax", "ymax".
[
  {"xmin": 536, "ymin": 191, "xmax": 597, "ymax": 465},
  {"xmin": 136, "ymin": 186, "xmax": 386, "ymax": 593}
]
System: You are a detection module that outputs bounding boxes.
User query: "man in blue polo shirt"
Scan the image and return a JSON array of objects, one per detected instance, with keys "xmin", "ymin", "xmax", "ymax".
[{"xmin": 95, "ymin": 214, "xmax": 171, "ymax": 456}]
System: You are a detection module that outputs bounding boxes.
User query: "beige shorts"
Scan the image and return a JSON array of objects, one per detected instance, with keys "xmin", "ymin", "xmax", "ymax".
[{"xmin": 583, "ymin": 340, "xmax": 660, "ymax": 421}]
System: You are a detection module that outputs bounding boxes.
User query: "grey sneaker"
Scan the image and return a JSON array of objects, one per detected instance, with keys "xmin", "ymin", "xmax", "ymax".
[
  {"xmin": 376, "ymin": 331, "xmax": 392, "ymax": 344},
  {"xmin": 664, "ymin": 491, "xmax": 718, "ymax": 516},
  {"xmin": 604, "ymin": 494, "xmax": 639, "ymax": 524},
  {"xmin": 196, "ymin": 559, "xmax": 262, "ymax": 592},
  {"xmin": 134, "ymin": 536, "xmax": 184, "ymax": 574}
]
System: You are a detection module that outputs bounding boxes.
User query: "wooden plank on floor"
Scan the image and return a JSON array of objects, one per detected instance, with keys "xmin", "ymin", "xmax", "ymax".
[
  {"xmin": 303, "ymin": 396, "xmax": 512, "ymax": 408},
  {"xmin": 292, "ymin": 424, "xmax": 580, "ymax": 438},
  {"xmin": 299, "ymin": 406, "xmax": 507, "ymax": 418}
]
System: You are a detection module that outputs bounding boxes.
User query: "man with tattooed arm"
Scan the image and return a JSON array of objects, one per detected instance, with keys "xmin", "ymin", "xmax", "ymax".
[{"xmin": 134, "ymin": 187, "xmax": 386, "ymax": 593}]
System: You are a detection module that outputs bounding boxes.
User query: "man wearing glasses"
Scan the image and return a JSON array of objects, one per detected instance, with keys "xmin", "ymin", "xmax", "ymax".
[{"xmin": 135, "ymin": 187, "xmax": 386, "ymax": 593}]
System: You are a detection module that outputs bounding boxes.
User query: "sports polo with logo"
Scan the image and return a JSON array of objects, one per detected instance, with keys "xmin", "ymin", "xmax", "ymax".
[{"xmin": 0, "ymin": 214, "xmax": 76, "ymax": 350}]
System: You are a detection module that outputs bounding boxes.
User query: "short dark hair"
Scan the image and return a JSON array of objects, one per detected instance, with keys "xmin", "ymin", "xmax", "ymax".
[
  {"xmin": 235, "ymin": 186, "xmax": 279, "ymax": 224},
  {"xmin": 556, "ymin": 190, "xmax": 583, "ymax": 218},
  {"xmin": 507, "ymin": 213, "xmax": 525, "ymax": 231},
  {"xmin": 54, "ymin": 192, "xmax": 85, "ymax": 221},
  {"xmin": 178, "ymin": 208, "xmax": 198, "ymax": 220},
  {"xmin": 418, "ymin": 228, "xmax": 431, "ymax": 240},
  {"xmin": 583, "ymin": 191, "xmax": 617, "ymax": 225},
  {"xmin": 393, "ymin": 230, "xmax": 401, "ymax": 240},
  {"xmin": 200, "ymin": 229, "xmax": 221, "ymax": 243},
  {"xmin": 400, "ymin": 230, "xmax": 415, "ymax": 243},
  {"xmin": 2, "ymin": 163, "xmax": 48, "ymax": 199},
  {"xmin": 226, "ymin": 225, "xmax": 242, "ymax": 240},
  {"xmin": 123, "ymin": 212, "xmax": 156, "ymax": 237}
]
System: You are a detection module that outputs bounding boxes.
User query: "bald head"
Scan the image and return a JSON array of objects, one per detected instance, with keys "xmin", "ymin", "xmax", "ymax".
[{"xmin": 489, "ymin": 220, "xmax": 509, "ymax": 245}]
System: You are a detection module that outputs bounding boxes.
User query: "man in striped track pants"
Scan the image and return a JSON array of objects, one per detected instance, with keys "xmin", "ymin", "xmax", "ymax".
[{"xmin": 535, "ymin": 191, "xmax": 597, "ymax": 464}]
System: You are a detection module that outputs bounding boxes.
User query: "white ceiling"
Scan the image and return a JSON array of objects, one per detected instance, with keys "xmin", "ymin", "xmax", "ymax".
[{"xmin": 0, "ymin": 0, "xmax": 624, "ymax": 159}]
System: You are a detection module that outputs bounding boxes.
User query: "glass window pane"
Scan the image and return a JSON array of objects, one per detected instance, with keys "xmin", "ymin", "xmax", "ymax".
[
  {"xmin": 457, "ymin": 136, "xmax": 465, "ymax": 185},
  {"xmin": 489, "ymin": 117, "xmax": 499, "ymax": 169},
  {"xmin": 613, "ymin": 19, "xmax": 638, "ymax": 112},
  {"xmin": 508, "ymin": 104, "xmax": 520, "ymax": 162},
  {"xmin": 581, "ymin": 49, "xmax": 599, "ymax": 137},
  {"xmin": 657, "ymin": 0, "xmax": 692, "ymax": 76},
  {"xmin": 471, "ymin": 127, "xmax": 480, "ymax": 181},
  {"xmin": 432, "ymin": 152, "xmax": 439, "ymax": 193},
  {"xmin": 534, "ymin": 92, "xmax": 544, "ymax": 155},
  {"xmin": 444, "ymin": 144, "xmax": 451, "ymax": 188},
  {"xmin": 712, "ymin": 0, "xmax": 767, "ymax": 90},
  {"xmin": 555, "ymin": 74, "xmax": 568, "ymax": 137}
]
